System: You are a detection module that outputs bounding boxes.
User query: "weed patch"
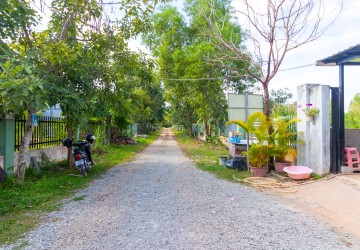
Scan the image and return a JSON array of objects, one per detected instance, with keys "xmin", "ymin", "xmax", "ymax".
[{"xmin": 173, "ymin": 131, "xmax": 250, "ymax": 182}]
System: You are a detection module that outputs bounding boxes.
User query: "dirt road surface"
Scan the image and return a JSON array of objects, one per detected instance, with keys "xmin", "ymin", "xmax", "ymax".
[
  {"xmin": 277, "ymin": 174, "xmax": 360, "ymax": 241},
  {"xmin": 4, "ymin": 128, "xmax": 360, "ymax": 250}
]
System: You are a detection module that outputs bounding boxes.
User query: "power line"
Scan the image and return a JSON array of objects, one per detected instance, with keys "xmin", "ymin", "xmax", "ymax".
[
  {"xmin": 278, "ymin": 63, "xmax": 314, "ymax": 72},
  {"xmin": 160, "ymin": 76, "xmax": 240, "ymax": 81},
  {"xmin": 30, "ymin": 1, "xmax": 51, "ymax": 19}
]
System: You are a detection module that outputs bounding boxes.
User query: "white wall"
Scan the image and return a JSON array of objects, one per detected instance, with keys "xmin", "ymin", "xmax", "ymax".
[{"xmin": 13, "ymin": 146, "xmax": 67, "ymax": 168}]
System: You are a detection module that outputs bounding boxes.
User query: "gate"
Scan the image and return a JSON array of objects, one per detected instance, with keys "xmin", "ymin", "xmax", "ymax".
[{"xmin": 330, "ymin": 87, "xmax": 342, "ymax": 173}]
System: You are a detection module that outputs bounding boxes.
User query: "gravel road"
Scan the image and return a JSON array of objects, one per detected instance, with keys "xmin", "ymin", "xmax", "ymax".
[{"xmin": 5, "ymin": 128, "xmax": 360, "ymax": 250}]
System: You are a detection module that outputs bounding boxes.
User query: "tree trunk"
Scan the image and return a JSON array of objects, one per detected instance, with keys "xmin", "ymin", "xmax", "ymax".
[
  {"xmin": 15, "ymin": 107, "xmax": 34, "ymax": 183},
  {"xmin": 188, "ymin": 112, "xmax": 193, "ymax": 136},
  {"xmin": 204, "ymin": 118, "xmax": 210, "ymax": 141},
  {"xmin": 106, "ymin": 115, "xmax": 111, "ymax": 145},
  {"xmin": 263, "ymin": 82, "xmax": 271, "ymax": 118},
  {"xmin": 263, "ymin": 81, "xmax": 275, "ymax": 172},
  {"xmin": 67, "ymin": 127, "xmax": 74, "ymax": 168}
]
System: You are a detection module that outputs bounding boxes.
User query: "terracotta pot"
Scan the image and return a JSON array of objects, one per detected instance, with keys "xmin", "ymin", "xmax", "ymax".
[
  {"xmin": 274, "ymin": 161, "xmax": 292, "ymax": 173},
  {"xmin": 249, "ymin": 166, "xmax": 268, "ymax": 177}
]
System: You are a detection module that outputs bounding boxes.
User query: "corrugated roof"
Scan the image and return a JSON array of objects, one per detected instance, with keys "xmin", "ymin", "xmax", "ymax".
[{"xmin": 316, "ymin": 44, "xmax": 360, "ymax": 66}]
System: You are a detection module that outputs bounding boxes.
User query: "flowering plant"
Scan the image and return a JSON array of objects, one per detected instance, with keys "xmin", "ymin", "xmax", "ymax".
[{"xmin": 302, "ymin": 103, "xmax": 320, "ymax": 117}]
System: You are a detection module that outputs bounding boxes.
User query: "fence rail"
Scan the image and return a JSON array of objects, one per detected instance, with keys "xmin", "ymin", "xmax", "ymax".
[{"xmin": 15, "ymin": 115, "xmax": 67, "ymax": 151}]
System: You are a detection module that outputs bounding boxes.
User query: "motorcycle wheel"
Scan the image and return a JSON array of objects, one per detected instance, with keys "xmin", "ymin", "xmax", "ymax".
[
  {"xmin": 80, "ymin": 167, "xmax": 88, "ymax": 177},
  {"xmin": 86, "ymin": 161, "xmax": 91, "ymax": 172}
]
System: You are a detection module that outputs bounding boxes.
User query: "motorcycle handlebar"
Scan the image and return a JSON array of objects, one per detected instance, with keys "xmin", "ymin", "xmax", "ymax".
[{"xmin": 73, "ymin": 141, "xmax": 89, "ymax": 147}]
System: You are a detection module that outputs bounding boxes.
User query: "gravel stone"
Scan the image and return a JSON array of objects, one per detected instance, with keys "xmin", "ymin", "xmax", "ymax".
[{"xmin": 4, "ymin": 129, "xmax": 360, "ymax": 249}]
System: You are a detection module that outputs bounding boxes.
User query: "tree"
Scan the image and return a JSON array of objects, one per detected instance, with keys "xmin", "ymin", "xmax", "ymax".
[
  {"xmin": 0, "ymin": 57, "xmax": 49, "ymax": 182},
  {"xmin": 203, "ymin": 0, "xmax": 340, "ymax": 117},
  {"xmin": 0, "ymin": 0, "xmax": 52, "ymax": 182},
  {"xmin": 345, "ymin": 94, "xmax": 360, "ymax": 129},
  {"xmin": 0, "ymin": 0, "xmax": 167, "ymax": 179},
  {"xmin": 0, "ymin": 0, "xmax": 38, "ymax": 42},
  {"xmin": 270, "ymin": 88, "xmax": 293, "ymax": 107},
  {"xmin": 270, "ymin": 88, "xmax": 296, "ymax": 117},
  {"xmin": 42, "ymin": 0, "xmax": 166, "ymax": 164},
  {"xmin": 144, "ymin": 2, "xmax": 248, "ymax": 137}
]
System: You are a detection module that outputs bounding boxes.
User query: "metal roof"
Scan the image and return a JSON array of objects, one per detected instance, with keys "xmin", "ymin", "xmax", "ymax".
[{"xmin": 316, "ymin": 44, "xmax": 360, "ymax": 66}]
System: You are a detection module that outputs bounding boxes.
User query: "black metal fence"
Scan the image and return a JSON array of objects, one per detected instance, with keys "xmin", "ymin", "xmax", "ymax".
[{"xmin": 15, "ymin": 115, "xmax": 67, "ymax": 151}]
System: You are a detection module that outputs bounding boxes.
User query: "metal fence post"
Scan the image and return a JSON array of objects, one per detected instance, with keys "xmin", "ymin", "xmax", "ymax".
[{"xmin": 0, "ymin": 115, "xmax": 15, "ymax": 175}]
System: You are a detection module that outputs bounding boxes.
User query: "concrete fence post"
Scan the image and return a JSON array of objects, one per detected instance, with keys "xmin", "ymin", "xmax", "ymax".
[
  {"xmin": 297, "ymin": 84, "xmax": 330, "ymax": 175},
  {"xmin": 0, "ymin": 114, "xmax": 15, "ymax": 175}
]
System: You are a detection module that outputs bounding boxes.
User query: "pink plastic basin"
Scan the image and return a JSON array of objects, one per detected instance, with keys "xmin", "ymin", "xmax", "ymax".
[{"xmin": 283, "ymin": 166, "xmax": 313, "ymax": 180}]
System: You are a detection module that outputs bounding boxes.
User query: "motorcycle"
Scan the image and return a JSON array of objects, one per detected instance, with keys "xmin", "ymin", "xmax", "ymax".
[{"xmin": 62, "ymin": 134, "xmax": 96, "ymax": 177}]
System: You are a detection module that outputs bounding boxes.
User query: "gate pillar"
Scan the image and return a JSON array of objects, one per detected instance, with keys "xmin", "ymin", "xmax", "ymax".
[
  {"xmin": 0, "ymin": 115, "xmax": 15, "ymax": 175},
  {"xmin": 297, "ymin": 84, "xmax": 330, "ymax": 175}
]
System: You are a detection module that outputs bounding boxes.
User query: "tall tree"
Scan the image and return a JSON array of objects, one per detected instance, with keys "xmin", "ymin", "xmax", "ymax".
[
  {"xmin": 144, "ymin": 2, "xmax": 247, "ymax": 137},
  {"xmin": 0, "ymin": 0, "xmax": 167, "ymax": 179},
  {"xmin": 0, "ymin": 0, "xmax": 52, "ymax": 182}
]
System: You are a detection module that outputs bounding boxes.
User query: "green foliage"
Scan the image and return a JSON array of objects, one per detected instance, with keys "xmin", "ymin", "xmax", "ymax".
[
  {"xmin": 271, "ymin": 103, "xmax": 297, "ymax": 117},
  {"xmin": 0, "ymin": 59, "xmax": 48, "ymax": 114},
  {"xmin": 206, "ymin": 136, "xmax": 222, "ymax": 145},
  {"xmin": 0, "ymin": 0, "xmax": 39, "ymax": 41},
  {"xmin": 345, "ymin": 93, "xmax": 360, "ymax": 128},
  {"xmin": 270, "ymin": 88, "xmax": 293, "ymax": 107},
  {"xmin": 311, "ymin": 173, "xmax": 323, "ymax": 180},
  {"xmin": 227, "ymin": 112, "xmax": 302, "ymax": 165},
  {"xmin": 227, "ymin": 112, "xmax": 275, "ymax": 168},
  {"xmin": 271, "ymin": 117, "xmax": 302, "ymax": 162},
  {"xmin": 270, "ymin": 88, "xmax": 296, "ymax": 117},
  {"xmin": 184, "ymin": 0, "xmax": 255, "ymax": 92},
  {"xmin": 0, "ymin": 0, "xmax": 166, "ymax": 180},
  {"xmin": 143, "ymin": 2, "xmax": 243, "ymax": 136},
  {"xmin": 302, "ymin": 106, "xmax": 320, "ymax": 117}
]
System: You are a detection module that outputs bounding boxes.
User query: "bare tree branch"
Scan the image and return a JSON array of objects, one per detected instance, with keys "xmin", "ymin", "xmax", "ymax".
[{"xmin": 205, "ymin": 0, "xmax": 342, "ymax": 117}]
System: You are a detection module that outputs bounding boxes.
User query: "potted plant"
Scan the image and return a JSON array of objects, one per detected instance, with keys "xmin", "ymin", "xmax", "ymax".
[
  {"xmin": 271, "ymin": 117, "xmax": 302, "ymax": 172},
  {"xmin": 227, "ymin": 112, "xmax": 274, "ymax": 177},
  {"xmin": 302, "ymin": 103, "xmax": 319, "ymax": 121}
]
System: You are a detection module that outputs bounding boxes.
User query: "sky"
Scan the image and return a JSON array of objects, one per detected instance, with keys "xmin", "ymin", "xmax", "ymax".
[
  {"xmin": 253, "ymin": 0, "xmax": 360, "ymax": 111},
  {"xmin": 32, "ymin": 0, "xmax": 360, "ymax": 110}
]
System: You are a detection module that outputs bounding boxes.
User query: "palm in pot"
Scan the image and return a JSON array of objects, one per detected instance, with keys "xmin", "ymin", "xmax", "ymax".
[
  {"xmin": 271, "ymin": 117, "xmax": 302, "ymax": 172},
  {"xmin": 227, "ymin": 112, "xmax": 274, "ymax": 177}
]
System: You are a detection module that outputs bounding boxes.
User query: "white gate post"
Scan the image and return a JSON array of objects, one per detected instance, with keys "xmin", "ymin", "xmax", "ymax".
[{"xmin": 297, "ymin": 84, "xmax": 330, "ymax": 175}]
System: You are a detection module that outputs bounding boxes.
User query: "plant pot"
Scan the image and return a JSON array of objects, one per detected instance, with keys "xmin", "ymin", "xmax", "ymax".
[
  {"xmin": 306, "ymin": 116, "xmax": 313, "ymax": 122},
  {"xmin": 249, "ymin": 166, "xmax": 268, "ymax": 177},
  {"xmin": 274, "ymin": 161, "xmax": 292, "ymax": 173}
]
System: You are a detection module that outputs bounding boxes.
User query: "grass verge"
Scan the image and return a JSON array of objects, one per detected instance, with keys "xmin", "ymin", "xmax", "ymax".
[
  {"xmin": 0, "ymin": 132, "xmax": 159, "ymax": 246},
  {"xmin": 173, "ymin": 130, "xmax": 251, "ymax": 182}
]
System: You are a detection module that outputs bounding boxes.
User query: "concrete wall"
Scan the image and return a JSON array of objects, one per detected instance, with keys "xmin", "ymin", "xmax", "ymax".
[
  {"xmin": 345, "ymin": 129, "xmax": 360, "ymax": 151},
  {"xmin": 297, "ymin": 84, "xmax": 331, "ymax": 175},
  {"xmin": 13, "ymin": 146, "xmax": 67, "ymax": 168}
]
